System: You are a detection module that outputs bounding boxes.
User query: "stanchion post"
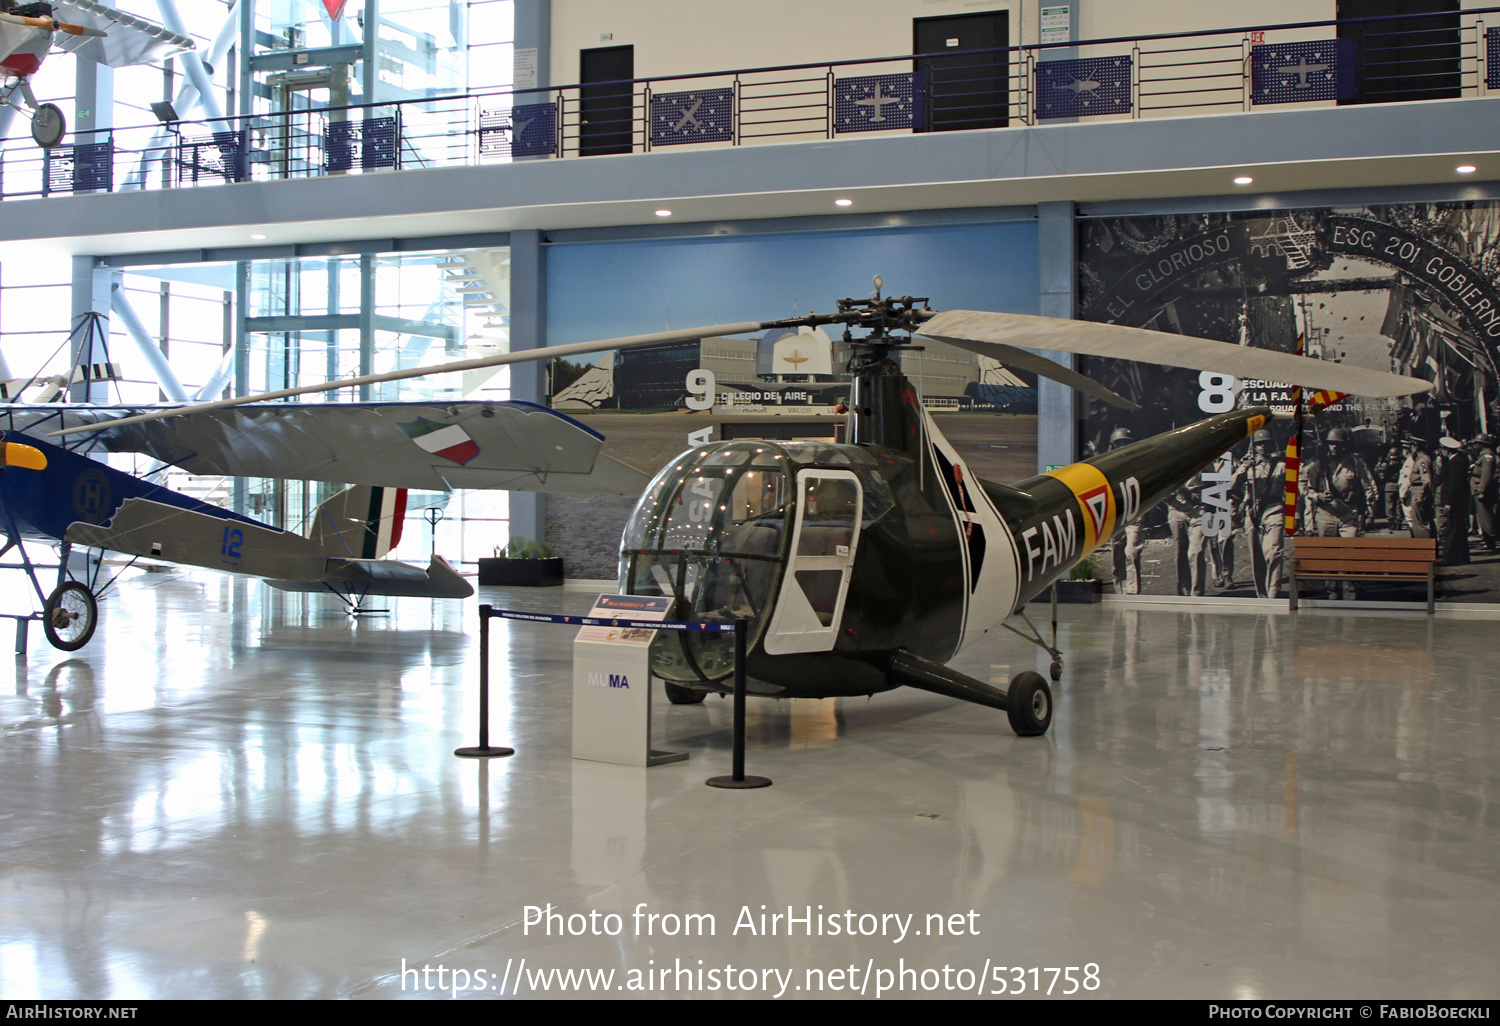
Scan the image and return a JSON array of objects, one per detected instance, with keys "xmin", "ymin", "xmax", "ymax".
[
  {"xmin": 456, "ymin": 603, "xmax": 515, "ymax": 758},
  {"xmin": 706, "ymin": 618, "xmax": 770, "ymax": 789}
]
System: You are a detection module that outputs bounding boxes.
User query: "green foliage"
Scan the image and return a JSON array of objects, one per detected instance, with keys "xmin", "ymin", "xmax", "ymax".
[
  {"xmin": 548, "ymin": 358, "xmax": 591, "ymax": 396},
  {"xmin": 495, "ymin": 537, "xmax": 557, "ymax": 559},
  {"xmin": 1069, "ymin": 554, "xmax": 1099, "ymax": 581}
]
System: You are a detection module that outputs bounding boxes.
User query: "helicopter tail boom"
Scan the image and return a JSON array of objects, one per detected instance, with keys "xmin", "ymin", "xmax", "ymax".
[{"xmin": 999, "ymin": 406, "xmax": 1272, "ymax": 606}]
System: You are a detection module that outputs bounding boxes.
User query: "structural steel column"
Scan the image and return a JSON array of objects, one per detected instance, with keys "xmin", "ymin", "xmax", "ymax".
[
  {"xmin": 1036, "ymin": 200, "xmax": 1078, "ymax": 473},
  {"xmin": 69, "ymin": 258, "xmax": 111, "ymax": 402},
  {"xmin": 358, "ymin": 254, "xmax": 375, "ymax": 400},
  {"xmin": 508, "ymin": 228, "xmax": 546, "ymax": 545}
]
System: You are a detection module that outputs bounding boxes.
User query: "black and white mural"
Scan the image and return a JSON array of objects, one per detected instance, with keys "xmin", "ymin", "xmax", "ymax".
[{"xmin": 1078, "ymin": 202, "xmax": 1500, "ymax": 604}]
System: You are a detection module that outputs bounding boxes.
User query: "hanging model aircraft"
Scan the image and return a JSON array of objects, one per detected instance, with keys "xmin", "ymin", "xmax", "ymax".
[
  {"xmin": 0, "ymin": 0, "xmax": 192, "ymax": 147},
  {"xmin": 50, "ymin": 282, "xmax": 1432, "ymax": 732}
]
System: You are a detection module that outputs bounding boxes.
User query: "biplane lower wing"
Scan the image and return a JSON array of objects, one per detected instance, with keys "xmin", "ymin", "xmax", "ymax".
[
  {"xmin": 17, "ymin": 401, "xmax": 649, "ymax": 496},
  {"xmin": 265, "ymin": 555, "xmax": 471, "ymax": 599},
  {"xmin": 64, "ymin": 497, "xmax": 473, "ymax": 599}
]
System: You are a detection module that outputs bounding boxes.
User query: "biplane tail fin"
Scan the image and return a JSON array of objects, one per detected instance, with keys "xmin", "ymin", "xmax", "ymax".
[{"xmin": 307, "ymin": 485, "xmax": 407, "ymax": 559}]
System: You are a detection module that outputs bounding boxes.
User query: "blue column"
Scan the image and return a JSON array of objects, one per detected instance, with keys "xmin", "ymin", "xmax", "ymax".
[
  {"xmin": 68, "ymin": 55, "xmax": 114, "ymax": 402},
  {"xmin": 508, "ymin": 228, "xmax": 547, "ymax": 545},
  {"xmin": 1036, "ymin": 200, "xmax": 1077, "ymax": 473},
  {"xmin": 513, "ymin": 0, "xmax": 551, "ymax": 93},
  {"xmin": 74, "ymin": 58, "xmax": 113, "ymax": 143}
]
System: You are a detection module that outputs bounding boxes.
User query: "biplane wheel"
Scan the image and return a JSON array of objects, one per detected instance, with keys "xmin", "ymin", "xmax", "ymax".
[
  {"xmin": 42, "ymin": 582, "xmax": 97, "ymax": 652},
  {"xmin": 1049, "ymin": 659, "xmax": 1063, "ymax": 682},
  {"xmin": 1006, "ymin": 671, "xmax": 1052, "ymax": 737},
  {"xmin": 663, "ymin": 683, "xmax": 708, "ymax": 705},
  {"xmin": 31, "ymin": 104, "xmax": 66, "ymax": 149}
]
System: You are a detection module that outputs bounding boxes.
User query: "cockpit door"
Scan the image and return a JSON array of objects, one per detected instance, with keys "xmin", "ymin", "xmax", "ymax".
[{"xmin": 763, "ymin": 469, "xmax": 862, "ymax": 655}]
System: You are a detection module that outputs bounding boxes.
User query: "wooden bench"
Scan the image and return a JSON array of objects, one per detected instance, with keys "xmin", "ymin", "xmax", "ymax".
[{"xmin": 1288, "ymin": 536, "xmax": 1437, "ymax": 613}]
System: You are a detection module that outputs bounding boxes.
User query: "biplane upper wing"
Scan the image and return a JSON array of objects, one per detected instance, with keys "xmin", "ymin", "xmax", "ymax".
[
  {"xmin": 11, "ymin": 401, "xmax": 650, "ymax": 495},
  {"xmin": 50, "ymin": 0, "xmax": 193, "ymax": 67}
]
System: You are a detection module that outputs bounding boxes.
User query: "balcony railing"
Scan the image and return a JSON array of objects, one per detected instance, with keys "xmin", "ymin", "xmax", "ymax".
[{"xmin": 1, "ymin": 6, "xmax": 1495, "ymax": 202}]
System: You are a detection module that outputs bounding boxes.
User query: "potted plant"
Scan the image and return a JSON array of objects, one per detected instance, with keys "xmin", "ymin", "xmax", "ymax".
[
  {"xmin": 477, "ymin": 538, "xmax": 565, "ymax": 587},
  {"xmin": 1055, "ymin": 554, "xmax": 1104, "ymax": 603}
]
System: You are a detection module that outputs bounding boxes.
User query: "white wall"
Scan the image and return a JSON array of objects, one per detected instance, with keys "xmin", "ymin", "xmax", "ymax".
[
  {"xmin": 548, "ymin": 1, "xmax": 1500, "ymax": 83},
  {"xmin": 551, "ymin": 0, "xmax": 1018, "ymax": 83}
]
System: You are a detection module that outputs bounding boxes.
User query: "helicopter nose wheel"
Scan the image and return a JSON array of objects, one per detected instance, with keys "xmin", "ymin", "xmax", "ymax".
[
  {"xmin": 664, "ymin": 682, "xmax": 708, "ymax": 705},
  {"xmin": 1006, "ymin": 671, "xmax": 1052, "ymax": 737},
  {"xmin": 1049, "ymin": 658, "xmax": 1063, "ymax": 682},
  {"xmin": 42, "ymin": 581, "xmax": 98, "ymax": 652}
]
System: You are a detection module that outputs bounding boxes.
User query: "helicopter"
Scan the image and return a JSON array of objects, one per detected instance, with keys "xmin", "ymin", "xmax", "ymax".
[{"xmin": 53, "ymin": 281, "xmax": 1430, "ymax": 735}]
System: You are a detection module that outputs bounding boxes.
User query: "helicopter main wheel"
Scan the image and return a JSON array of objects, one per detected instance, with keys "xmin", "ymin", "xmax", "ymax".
[
  {"xmin": 1006, "ymin": 671, "xmax": 1052, "ymax": 737},
  {"xmin": 663, "ymin": 682, "xmax": 708, "ymax": 705},
  {"xmin": 42, "ymin": 582, "xmax": 97, "ymax": 652}
]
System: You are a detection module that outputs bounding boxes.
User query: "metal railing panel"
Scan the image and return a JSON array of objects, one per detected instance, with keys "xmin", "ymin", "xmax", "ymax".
[{"xmin": 3, "ymin": 7, "xmax": 1498, "ymax": 201}]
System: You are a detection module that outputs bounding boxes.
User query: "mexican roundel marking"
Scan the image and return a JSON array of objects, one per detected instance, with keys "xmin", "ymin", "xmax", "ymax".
[
  {"xmin": 1043, "ymin": 462, "xmax": 1116, "ymax": 556},
  {"xmin": 399, "ymin": 417, "xmax": 481, "ymax": 466},
  {"xmin": 1080, "ymin": 484, "xmax": 1109, "ymax": 539}
]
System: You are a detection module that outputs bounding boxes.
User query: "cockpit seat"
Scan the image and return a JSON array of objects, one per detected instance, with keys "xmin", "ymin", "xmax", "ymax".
[{"xmin": 795, "ymin": 523, "xmax": 854, "ymax": 556}]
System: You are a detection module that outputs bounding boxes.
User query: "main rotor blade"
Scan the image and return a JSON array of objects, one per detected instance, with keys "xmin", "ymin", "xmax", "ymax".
[
  {"xmin": 48, "ymin": 321, "xmax": 767, "ymax": 438},
  {"xmin": 919, "ymin": 310, "xmax": 1434, "ymax": 399},
  {"xmin": 918, "ymin": 334, "xmax": 1141, "ymax": 410}
]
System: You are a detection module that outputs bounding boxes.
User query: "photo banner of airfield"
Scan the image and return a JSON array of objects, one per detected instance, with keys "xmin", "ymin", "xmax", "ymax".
[
  {"xmin": 1077, "ymin": 202, "xmax": 1500, "ymax": 605},
  {"xmin": 548, "ymin": 324, "xmax": 1038, "ymax": 414},
  {"xmin": 542, "ymin": 223, "xmax": 1046, "ymax": 418}
]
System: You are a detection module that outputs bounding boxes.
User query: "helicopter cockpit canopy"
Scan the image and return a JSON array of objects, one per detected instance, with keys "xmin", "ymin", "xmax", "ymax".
[{"xmin": 619, "ymin": 439, "xmax": 895, "ymax": 685}]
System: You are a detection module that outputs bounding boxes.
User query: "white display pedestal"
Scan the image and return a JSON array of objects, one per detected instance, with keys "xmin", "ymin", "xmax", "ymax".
[{"xmin": 572, "ymin": 594, "xmax": 688, "ymax": 767}]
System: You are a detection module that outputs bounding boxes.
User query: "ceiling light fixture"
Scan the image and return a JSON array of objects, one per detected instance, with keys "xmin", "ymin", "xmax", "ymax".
[
  {"xmin": 655, "ymin": 209, "xmax": 672, "ymax": 217},
  {"xmin": 1457, "ymin": 165, "xmax": 1477, "ymax": 174},
  {"xmin": 1233, "ymin": 176, "xmax": 1253, "ymax": 186},
  {"xmin": 250, "ymin": 233, "xmax": 266, "ymax": 240},
  {"xmin": 835, "ymin": 198, "xmax": 853, "ymax": 207}
]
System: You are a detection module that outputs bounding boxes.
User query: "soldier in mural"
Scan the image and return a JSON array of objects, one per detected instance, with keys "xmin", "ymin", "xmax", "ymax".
[
  {"xmin": 1434, "ymin": 437, "xmax": 1472, "ymax": 565},
  {"xmin": 1400, "ymin": 437, "xmax": 1435, "ymax": 539},
  {"xmin": 1233, "ymin": 428, "xmax": 1287, "ymax": 598},
  {"xmin": 1471, "ymin": 434, "xmax": 1498, "ymax": 551},
  {"xmin": 1301, "ymin": 428, "xmax": 1377, "ymax": 538},
  {"xmin": 1374, "ymin": 441, "xmax": 1406, "ymax": 530},
  {"xmin": 1107, "ymin": 426, "xmax": 1144, "ymax": 594},
  {"xmin": 1166, "ymin": 474, "xmax": 1208, "ymax": 596}
]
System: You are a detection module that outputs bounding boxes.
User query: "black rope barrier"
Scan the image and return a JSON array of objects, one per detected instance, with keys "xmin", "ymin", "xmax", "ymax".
[{"xmin": 456, "ymin": 605, "xmax": 770, "ymax": 788}]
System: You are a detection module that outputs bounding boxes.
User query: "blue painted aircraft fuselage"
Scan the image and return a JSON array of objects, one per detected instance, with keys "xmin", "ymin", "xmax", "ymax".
[{"xmin": 0, "ymin": 431, "xmax": 270, "ymax": 544}]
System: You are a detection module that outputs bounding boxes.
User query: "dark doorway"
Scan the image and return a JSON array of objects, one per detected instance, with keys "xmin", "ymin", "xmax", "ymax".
[
  {"xmin": 913, "ymin": 11, "xmax": 1009, "ymax": 131},
  {"xmin": 1337, "ymin": 0, "xmax": 1460, "ymax": 104},
  {"xmin": 579, "ymin": 44, "xmax": 634, "ymax": 155}
]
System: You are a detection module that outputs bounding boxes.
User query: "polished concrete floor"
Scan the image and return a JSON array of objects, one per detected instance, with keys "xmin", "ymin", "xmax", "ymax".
[{"xmin": 2, "ymin": 569, "xmax": 1498, "ymax": 1000}]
